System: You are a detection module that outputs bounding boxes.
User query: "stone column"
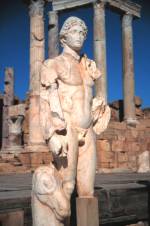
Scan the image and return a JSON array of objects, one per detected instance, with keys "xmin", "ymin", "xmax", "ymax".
[
  {"xmin": 2, "ymin": 68, "xmax": 14, "ymax": 149},
  {"xmin": 93, "ymin": 2, "xmax": 107, "ymax": 103},
  {"xmin": 48, "ymin": 11, "xmax": 59, "ymax": 58},
  {"xmin": 122, "ymin": 13, "xmax": 137, "ymax": 125},
  {"xmin": 28, "ymin": 0, "xmax": 46, "ymax": 151}
]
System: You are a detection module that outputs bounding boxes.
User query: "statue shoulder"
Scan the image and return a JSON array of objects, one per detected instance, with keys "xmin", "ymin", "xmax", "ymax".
[
  {"xmin": 42, "ymin": 55, "xmax": 66, "ymax": 70},
  {"xmin": 41, "ymin": 58, "xmax": 60, "ymax": 86},
  {"xmin": 42, "ymin": 57, "xmax": 58, "ymax": 68},
  {"xmin": 41, "ymin": 55, "xmax": 69, "ymax": 87}
]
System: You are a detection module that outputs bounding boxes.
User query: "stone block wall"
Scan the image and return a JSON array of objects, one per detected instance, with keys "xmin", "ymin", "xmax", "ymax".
[
  {"xmin": 0, "ymin": 95, "xmax": 150, "ymax": 174},
  {"xmin": 0, "ymin": 94, "xmax": 3, "ymax": 149},
  {"xmin": 96, "ymin": 115, "xmax": 150, "ymax": 173},
  {"xmin": 0, "ymin": 95, "xmax": 52, "ymax": 174}
]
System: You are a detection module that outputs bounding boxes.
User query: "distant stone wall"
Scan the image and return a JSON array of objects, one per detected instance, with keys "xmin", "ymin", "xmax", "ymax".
[
  {"xmin": 96, "ymin": 97, "xmax": 150, "ymax": 173},
  {"xmin": 0, "ymin": 94, "xmax": 150, "ymax": 174},
  {"xmin": 0, "ymin": 94, "xmax": 3, "ymax": 149}
]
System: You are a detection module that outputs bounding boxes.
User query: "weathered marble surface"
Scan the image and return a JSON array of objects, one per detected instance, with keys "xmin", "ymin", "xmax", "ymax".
[
  {"xmin": 32, "ymin": 164, "xmax": 70, "ymax": 226},
  {"xmin": 32, "ymin": 16, "xmax": 110, "ymax": 226}
]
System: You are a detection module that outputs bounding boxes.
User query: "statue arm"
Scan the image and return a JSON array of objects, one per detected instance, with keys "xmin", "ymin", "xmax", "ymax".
[
  {"xmin": 80, "ymin": 55, "xmax": 110, "ymax": 134},
  {"xmin": 40, "ymin": 60, "xmax": 66, "ymax": 146},
  {"xmin": 92, "ymin": 97, "xmax": 111, "ymax": 135}
]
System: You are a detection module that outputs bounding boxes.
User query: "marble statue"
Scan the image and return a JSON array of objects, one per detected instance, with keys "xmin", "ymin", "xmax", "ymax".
[{"xmin": 32, "ymin": 16, "xmax": 110, "ymax": 226}]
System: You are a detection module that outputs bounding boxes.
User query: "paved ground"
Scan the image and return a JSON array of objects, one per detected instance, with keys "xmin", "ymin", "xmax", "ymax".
[{"xmin": 0, "ymin": 172, "xmax": 150, "ymax": 225}]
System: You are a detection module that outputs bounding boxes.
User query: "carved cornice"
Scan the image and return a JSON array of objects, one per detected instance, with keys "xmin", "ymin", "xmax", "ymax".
[
  {"xmin": 29, "ymin": 0, "xmax": 44, "ymax": 17},
  {"xmin": 52, "ymin": 0, "xmax": 141, "ymax": 18},
  {"xmin": 94, "ymin": 1, "xmax": 106, "ymax": 10}
]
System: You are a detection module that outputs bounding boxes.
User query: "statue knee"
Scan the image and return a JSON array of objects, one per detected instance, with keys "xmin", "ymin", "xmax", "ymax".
[
  {"xmin": 63, "ymin": 180, "xmax": 75, "ymax": 199},
  {"xmin": 77, "ymin": 186, "xmax": 94, "ymax": 198}
]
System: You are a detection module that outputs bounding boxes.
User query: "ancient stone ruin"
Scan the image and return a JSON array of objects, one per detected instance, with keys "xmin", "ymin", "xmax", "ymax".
[
  {"xmin": 0, "ymin": 1, "xmax": 150, "ymax": 226},
  {"xmin": 0, "ymin": 0, "xmax": 149, "ymax": 175}
]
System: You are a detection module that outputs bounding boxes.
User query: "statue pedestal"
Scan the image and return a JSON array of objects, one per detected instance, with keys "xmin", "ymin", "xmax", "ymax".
[{"xmin": 76, "ymin": 197, "xmax": 99, "ymax": 226}]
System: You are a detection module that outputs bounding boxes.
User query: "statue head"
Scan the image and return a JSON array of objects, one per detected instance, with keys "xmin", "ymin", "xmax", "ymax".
[{"xmin": 59, "ymin": 16, "xmax": 88, "ymax": 51}]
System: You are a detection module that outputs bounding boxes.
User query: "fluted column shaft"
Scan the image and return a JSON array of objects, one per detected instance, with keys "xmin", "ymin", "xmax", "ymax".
[
  {"xmin": 93, "ymin": 2, "xmax": 107, "ymax": 103},
  {"xmin": 122, "ymin": 13, "xmax": 137, "ymax": 125},
  {"xmin": 29, "ymin": 0, "xmax": 45, "ymax": 147},
  {"xmin": 48, "ymin": 11, "xmax": 59, "ymax": 58}
]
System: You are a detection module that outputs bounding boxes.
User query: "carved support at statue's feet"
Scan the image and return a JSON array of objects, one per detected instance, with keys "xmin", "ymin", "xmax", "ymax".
[{"xmin": 32, "ymin": 165, "xmax": 71, "ymax": 226}]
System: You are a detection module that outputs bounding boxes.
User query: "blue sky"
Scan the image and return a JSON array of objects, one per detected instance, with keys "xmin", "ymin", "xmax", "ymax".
[{"xmin": 0, "ymin": 0, "xmax": 149, "ymax": 108}]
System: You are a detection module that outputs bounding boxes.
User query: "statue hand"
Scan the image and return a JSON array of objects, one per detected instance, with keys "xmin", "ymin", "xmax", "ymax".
[
  {"xmin": 48, "ymin": 133, "xmax": 62, "ymax": 155},
  {"xmin": 52, "ymin": 116, "xmax": 67, "ymax": 132}
]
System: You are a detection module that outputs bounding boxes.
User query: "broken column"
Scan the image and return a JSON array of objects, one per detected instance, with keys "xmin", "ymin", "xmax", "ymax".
[
  {"xmin": 28, "ymin": 0, "xmax": 46, "ymax": 151},
  {"xmin": 2, "ymin": 68, "xmax": 14, "ymax": 149},
  {"xmin": 8, "ymin": 116, "xmax": 24, "ymax": 149},
  {"xmin": 48, "ymin": 11, "xmax": 59, "ymax": 58},
  {"xmin": 7, "ymin": 104, "xmax": 25, "ymax": 151},
  {"xmin": 122, "ymin": 13, "xmax": 137, "ymax": 125},
  {"xmin": 93, "ymin": 2, "xmax": 107, "ymax": 103}
]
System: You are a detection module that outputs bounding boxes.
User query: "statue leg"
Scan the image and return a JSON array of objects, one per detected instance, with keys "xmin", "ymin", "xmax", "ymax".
[
  {"xmin": 76, "ymin": 128, "xmax": 96, "ymax": 197},
  {"xmin": 63, "ymin": 126, "xmax": 79, "ymax": 199},
  {"xmin": 54, "ymin": 126, "xmax": 79, "ymax": 200}
]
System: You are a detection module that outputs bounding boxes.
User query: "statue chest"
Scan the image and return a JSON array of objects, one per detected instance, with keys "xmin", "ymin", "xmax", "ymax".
[{"xmin": 57, "ymin": 58, "xmax": 83, "ymax": 86}]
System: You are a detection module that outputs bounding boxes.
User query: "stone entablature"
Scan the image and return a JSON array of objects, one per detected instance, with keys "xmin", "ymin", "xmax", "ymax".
[{"xmin": 52, "ymin": 0, "xmax": 141, "ymax": 18}]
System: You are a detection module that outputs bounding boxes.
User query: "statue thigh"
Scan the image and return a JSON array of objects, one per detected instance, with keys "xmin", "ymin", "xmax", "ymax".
[{"xmin": 76, "ymin": 128, "xmax": 96, "ymax": 197}]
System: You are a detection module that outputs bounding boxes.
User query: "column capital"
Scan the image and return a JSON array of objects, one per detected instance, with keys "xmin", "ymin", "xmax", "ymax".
[
  {"xmin": 48, "ymin": 11, "xmax": 58, "ymax": 26},
  {"xmin": 122, "ymin": 13, "xmax": 133, "ymax": 27},
  {"xmin": 8, "ymin": 115, "xmax": 24, "ymax": 135},
  {"xmin": 29, "ymin": 0, "xmax": 44, "ymax": 17},
  {"xmin": 93, "ymin": 1, "xmax": 106, "ymax": 10}
]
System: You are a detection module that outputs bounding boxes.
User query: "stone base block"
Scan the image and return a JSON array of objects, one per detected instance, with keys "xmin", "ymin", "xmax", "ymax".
[
  {"xmin": 76, "ymin": 197, "xmax": 99, "ymax": 226},
  {"xmin": 125, "ymin": 118, "xmax": 138, "ymax": 126},
  {"xmin": 0, "ymin": 210, "xmax": 24, "ymax": 226},
  {"xmin": 25, "ymin": 144, "xmax": 49, "ymax": 153}
]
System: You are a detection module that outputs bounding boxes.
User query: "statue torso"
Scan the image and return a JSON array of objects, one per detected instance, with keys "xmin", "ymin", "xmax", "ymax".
[{"xmin": 55, "ymin": 53, "xmax": 93, "ymax": 129}]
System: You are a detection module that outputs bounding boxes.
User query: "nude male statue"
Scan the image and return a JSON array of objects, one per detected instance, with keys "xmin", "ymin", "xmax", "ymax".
[{"xmin": 32, "ymin": 16, "xmax": 110, "ymax": 226}]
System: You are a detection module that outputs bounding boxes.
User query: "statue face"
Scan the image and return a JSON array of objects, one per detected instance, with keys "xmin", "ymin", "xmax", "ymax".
[{"xmin": 65, "ymin": 25, "xmax": 85, "ymax": 51}]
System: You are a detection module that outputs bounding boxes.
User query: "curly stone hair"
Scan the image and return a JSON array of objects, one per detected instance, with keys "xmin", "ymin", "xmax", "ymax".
[{"xmin": 59, "ymin": 16, "xmax": 88, "ymax": 41}]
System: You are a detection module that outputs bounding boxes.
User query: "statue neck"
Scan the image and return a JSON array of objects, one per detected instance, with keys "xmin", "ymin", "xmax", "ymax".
[{"xmin": 63, "ymin": 45, "xmax": 80, "ymax": 61}]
